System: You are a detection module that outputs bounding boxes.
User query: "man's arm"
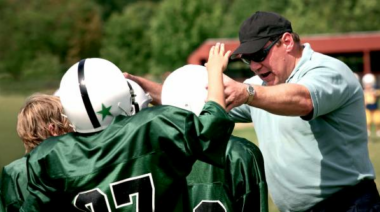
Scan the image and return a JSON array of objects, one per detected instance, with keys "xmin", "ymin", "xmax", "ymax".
[
  {"xmin": 123, "ymin": 73, "xmax": 163, "ymax": 105},
  {"xmin": 224, "ymin": 75, "xmax": 313, "ymax": 116},
  {"xmin": 124, "ymin": 43, "xmax": 231, "ymax": 109}
]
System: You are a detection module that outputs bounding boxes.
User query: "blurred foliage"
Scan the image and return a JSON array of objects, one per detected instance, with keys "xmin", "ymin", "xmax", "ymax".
[
  {"xmin": 0, "ymin": 0, "xmax": 102, "ymax": 81},
  {"xmin": 100, "ymin": 1, "xmax": 157, "ymax": 76},
  {"xmin": 221, "ymin": 0, "xmax": 288, "ymax": 38},
  {"xmin": 283, "ymin": 0, "xmax": 380, "ymax": 34},
  {"xmin": 93, "ymin": 0, "xmax": 162, "ymax": 20},
  {"xmin": 149, "ymin": 0, "xmax": 226, "ymax": 75},
  {"xmin": 0, "ymin": 0, "xmax": 379, "ymax": 87}
]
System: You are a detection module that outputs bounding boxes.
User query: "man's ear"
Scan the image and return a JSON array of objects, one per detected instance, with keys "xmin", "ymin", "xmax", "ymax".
[
  {"xmin": 48, "ymin": 123, "xmax": 58, "ymax": 136},
  {"xmin": 283, "ymin": 32, "xmax": 294, "ymax": 53}
]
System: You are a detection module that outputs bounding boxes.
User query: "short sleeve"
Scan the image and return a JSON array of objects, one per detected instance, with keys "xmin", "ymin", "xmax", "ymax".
[{"xmin": 297, "ymin": 65, "xmax": 356, "ymax": 120}]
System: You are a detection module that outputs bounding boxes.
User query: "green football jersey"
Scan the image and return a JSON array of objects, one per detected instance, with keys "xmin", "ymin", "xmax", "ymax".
[
  {"xmin": 0, "ymin": 190, "xmax": 4, "ymax": 212},
  {"xmin": 0, "ymin": 156, "xmax": 29, "ymax": 212},
  {"xmin": 187, "ymin": 136, "xmax": 268, "ymax": 212},
  {"xmin": 21, "ymin": 102, "xmax": 234, "ymax": 212},
  {"xmin": 0, "ymin": 183, "xmax": 6, "ymax": 212}
]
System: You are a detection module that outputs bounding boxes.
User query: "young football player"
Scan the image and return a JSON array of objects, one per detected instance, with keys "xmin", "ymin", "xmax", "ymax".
[
  {"xmin": 162, "ymin": 64, "xmax": 268, "ymax": 212},
  {"xmin": 21, "ymin": 43, "xmax": 234, "ymax": 211},
  {"xmin": 0, "ymin": 94, "xmax": 72, "ymax": 211},
  {"xmin": 1, "ymin": 80, "xmax": 152, "ymax": 212}
]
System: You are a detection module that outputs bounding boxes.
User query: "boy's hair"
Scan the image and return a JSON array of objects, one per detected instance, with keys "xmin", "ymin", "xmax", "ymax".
[{"xmin": 17, "ymin": 93, "xmax": 72, "ymax": 153}]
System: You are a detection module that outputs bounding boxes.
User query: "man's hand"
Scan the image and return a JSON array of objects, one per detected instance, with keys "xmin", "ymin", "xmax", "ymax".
[
  {"xmin": 223, "ymin": 74, "xmax": 248, "ymax": 111},
  {"xmin": 122, "ymin": 72, "xmax": 163, "ymax": 105}
]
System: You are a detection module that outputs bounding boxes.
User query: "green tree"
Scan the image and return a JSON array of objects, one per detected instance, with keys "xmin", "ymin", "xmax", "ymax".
[
  {"xmin": 93, "ymin": 0, "xmax": 162, "ymax": 20},
  {"xmin": 221, "ymin": 0, "xmax": 288, "ymax": 38},
  {"xmin": 149, "ymin": 0, "xmax": 226, "ymax": 75},
  {"xmin": 284, "ymin": 0, "xmax": 380, "ymax": 34},
  {"xmin": 0, "ymin": 0, "xmax": 102, "ymax": 80},
  {"xmin": 100, "ymin": 2, "xmax": 157, "ymax": 75}
]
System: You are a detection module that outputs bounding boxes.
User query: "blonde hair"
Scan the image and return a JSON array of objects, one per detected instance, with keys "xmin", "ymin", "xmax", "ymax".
[{"xmin": 17, "ymin": 93, "xmax": 72, "ymax": 153}]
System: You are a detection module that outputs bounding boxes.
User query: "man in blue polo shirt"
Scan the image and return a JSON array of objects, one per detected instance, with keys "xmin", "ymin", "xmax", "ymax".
[{"xmin": 226, "ymin": 11, "xmax": 380, "ymax": 211}]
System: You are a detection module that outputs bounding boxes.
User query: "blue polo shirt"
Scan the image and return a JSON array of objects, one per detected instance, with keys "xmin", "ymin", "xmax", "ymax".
[{"xmin": 229, "ymin": 43, "xmax": 375, "ymax": 212}]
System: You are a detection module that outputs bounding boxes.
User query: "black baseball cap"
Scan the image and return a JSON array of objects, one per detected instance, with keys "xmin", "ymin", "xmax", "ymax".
[{"xmin": 231, "ymin": 11, "xmax": 293, "ymax": 59}]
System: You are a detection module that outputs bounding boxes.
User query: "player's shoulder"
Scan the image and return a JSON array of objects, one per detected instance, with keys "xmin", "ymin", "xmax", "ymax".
[
  {"xmin": 135, "ymin": 105, "xmax": 196, "ymax": 120},
  {"xmin": 227, "ymin": 135, "xmax": 261, "ymax": 157},
  {"xmin": 2, "ymin": 157, "xmax": 27, "ymax": 177},
  {"xmin": 228, "ymin": 135, "xmax": 256, "ymax": 147},
  {"xmin": 27, "ymin": 133, "xmax": 74, "ymax": 162},
  {"xmin": 151, "ymin": 104, "xmax": 195, "ymax": 114}
]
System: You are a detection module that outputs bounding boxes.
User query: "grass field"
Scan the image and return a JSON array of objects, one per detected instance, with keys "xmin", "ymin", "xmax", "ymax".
[
  {"xmin": 0, "ymin": 95, "xmax": 379, "ymax": 212},
  {"xmin": 0, "ymin": 95, "xmax": 26, "ymax": 171}
]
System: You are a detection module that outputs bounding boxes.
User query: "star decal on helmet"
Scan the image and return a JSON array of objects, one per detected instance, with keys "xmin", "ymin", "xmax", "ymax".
[{"xmin": 97, "ymin": 104, "xmax": 113, "ymax": 121}]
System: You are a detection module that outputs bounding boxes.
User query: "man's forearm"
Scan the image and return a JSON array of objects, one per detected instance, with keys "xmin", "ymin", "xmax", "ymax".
[{"xmin": 251, "ymin": 83, "xmax": 313, "ymax": 116}]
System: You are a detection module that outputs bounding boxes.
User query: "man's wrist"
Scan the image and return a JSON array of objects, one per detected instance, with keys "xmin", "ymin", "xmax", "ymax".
[{"xmin": 244, "ymin": 83, "xmax": 255, "ymax": 104}]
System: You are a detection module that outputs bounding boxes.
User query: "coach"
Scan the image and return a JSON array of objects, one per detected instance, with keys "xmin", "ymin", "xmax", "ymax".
[
  {"xmin": 224, "ymin": 11, "xmax": 380, "ymax": 211},
  {"xmin": 124, "ymin": 11, "xmax": 380, "ymax": 212}
]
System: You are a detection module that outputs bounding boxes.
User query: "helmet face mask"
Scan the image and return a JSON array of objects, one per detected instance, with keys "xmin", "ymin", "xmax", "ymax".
[
  {"xmin": 59, "ymin": 58, "xmax": 133, "ymax": 133},
  {"xmin": 126, "ymin": 79, "xmax": 152, "ymax": 114},
  {"xmin": 161, "ymin": 65, "xmax": 208, "ymax": 116}
]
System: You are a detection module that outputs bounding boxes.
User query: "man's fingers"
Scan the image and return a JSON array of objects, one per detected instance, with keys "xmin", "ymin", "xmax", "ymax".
[{"xmin": 220, "ymin": 43, "xmax": 225, "ymax": 55}]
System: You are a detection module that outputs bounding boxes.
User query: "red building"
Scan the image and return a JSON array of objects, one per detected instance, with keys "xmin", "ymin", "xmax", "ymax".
[{"xmin": 188, "ymin": 31, "xmax": 380, "ymax": 80}]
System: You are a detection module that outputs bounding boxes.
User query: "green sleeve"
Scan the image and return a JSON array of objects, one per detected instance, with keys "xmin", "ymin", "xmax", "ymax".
[
  {"xmin": 225, "ymin": 136, "xmax": 268, "ymax": 212},
  {"xmin": 0, "ymin": 157, "xmax": 29, "ymax": 212},
  {"xmin": 186, "ymin": 136, "xmax": 268, "ymax": 212},
  {"xmin": 21, "ymin": 140, "xmax": 69, "ymax": 212},
  {"xmin": 184, "ymin": 101, "xmax": 234, "ymax": 167},
  {"xmin": 0, "ymin": 190, "xmax": 5, "ymax": 212}
]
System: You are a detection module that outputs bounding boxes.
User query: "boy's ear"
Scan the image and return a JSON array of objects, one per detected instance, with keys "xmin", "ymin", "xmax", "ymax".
[{"xmin": 48, "ymin": 123, "xmax": 58, "ymax": 136}]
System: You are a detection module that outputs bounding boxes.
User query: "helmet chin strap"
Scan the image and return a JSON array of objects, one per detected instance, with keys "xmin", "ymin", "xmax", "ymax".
[
  {"xmin": 126, "ymin": 81, "xmax": 140, "ymax": 114},
  {"xmin": 118, "ymin": 81, "xmax": 139, "ymax": 116}
]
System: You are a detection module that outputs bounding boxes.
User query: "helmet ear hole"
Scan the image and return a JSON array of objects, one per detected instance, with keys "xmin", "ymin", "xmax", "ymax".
[{"xmin": 59, "ymin": 58, "xmax": 132, "ymax": 133}]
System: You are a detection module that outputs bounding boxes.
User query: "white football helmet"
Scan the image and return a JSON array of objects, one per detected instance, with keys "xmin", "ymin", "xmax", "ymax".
[
  {"xmin": 54, "ymin": 89, "xmax": 60, "ymax": 97},
  {"xmin": 362, "ymin": 73, "xmax": 376, "ymax": 86},
  {"xmin": 161, "ymin": 64, "xmax": 208, "ymax": 116},
  {"xmin": 126, "ymin": 79, "xmax": 152, "ymax": 112},
  {"xmin": 59, "ymin": 58, "xmax": 134, "ymax": 133}
]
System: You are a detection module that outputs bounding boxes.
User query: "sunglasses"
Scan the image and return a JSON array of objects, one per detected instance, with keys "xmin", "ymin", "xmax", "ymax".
[{"xmin": 241, "ymin": 36, "xmax": 281, "ymax": 64}]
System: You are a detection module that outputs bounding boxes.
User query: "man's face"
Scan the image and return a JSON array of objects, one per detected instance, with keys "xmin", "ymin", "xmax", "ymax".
[{"xmin": 243, "ymin": 35, "xmax": 292, "ymax": 86}]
